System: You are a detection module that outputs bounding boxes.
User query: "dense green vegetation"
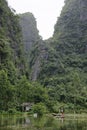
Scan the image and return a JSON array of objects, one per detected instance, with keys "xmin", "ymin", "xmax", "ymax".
[
  {"xmin": 0, "ymin": 0, "xmax": 24, "ymax": 111},
  {"xmin": 0, "ymin": 0, "xmax": 50, "ymax": 113},
  {"xmin": 0, "ymin": 0, "xmax": 87, "ymax": 114},
  {"xmin": 29, "ymin": 0, "xmax": 87, "ymax": 112}
]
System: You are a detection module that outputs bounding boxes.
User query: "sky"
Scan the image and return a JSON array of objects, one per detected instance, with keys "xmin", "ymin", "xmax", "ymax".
[{"xmin": 7, "ymin": 0, "xmax": 65, "ymax": 40}]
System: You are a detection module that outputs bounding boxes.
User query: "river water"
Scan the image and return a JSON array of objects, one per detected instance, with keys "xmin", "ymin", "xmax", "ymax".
[{"xmin": 0, "ymin": 114, "xmax": 87, "ymax": 130}]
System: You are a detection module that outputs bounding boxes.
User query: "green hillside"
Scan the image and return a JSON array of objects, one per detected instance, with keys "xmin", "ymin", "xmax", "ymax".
[
  {"xmin": 0, "ymin": 0, "xmax": 49, "ymax": 112},
  {"xmin": 0, "ymin": 0, "xmax": 87, "ymax": 113},
  {"xmin": 29, "ymin": 0, "xmax": 87, "ymax": 111}
]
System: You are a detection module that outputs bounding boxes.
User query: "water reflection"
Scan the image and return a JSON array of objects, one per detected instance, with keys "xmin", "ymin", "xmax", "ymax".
[{"xmin": 0, "ymin": 114, "xmax": 87, "ymax": 130}]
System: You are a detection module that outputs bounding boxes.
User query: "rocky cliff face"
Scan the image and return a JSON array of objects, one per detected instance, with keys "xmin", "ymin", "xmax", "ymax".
[
  {"xmin": 19, "ymin": 12, "xmax": 40, "ymax": 52},
  {"xmin": 30, "ymin": 0, "xmax": 87, "ymax": 106},
  {"xmin": 29, "ymin": 40, "xmax": 48, "ymax": 81},
  {"xmin": 4, "ymin": 0, "xmax": 87, "ymax": 83},
  {"xmin": 26, "ymin": 0, "xmax": 87, "ymax": 83},
  {"xmin": 54, "ymin": 0, "xmax": 87, "ymax": 54},
  {"xmin": 19, "ymin": 12, "xmax": 44, "ymax": 80}
]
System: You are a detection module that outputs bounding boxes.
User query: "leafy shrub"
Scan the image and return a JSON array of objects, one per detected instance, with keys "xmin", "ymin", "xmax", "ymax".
[
  {"xmin": 8, "ymin": 108, "xmax": 17, "ymax": 114},
  {"xmin": 32, "ymin": 103, "xmax": 47, "ymax": 116}
]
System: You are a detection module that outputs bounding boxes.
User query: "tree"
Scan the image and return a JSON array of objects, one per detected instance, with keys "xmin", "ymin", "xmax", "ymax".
[{"xmin": 0, "ymin": 70, "xmax": 16, "ymax": 110}]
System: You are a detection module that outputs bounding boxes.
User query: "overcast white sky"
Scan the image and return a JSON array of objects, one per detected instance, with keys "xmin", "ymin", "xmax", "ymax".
[{"xmin": 7, "ymin": 0, "xmax": 65, "ymax": 39}]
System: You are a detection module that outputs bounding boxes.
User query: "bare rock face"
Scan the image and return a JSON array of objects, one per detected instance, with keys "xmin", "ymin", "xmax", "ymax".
[
  {"xmin": 30, "ymin": 41, "xmax": 48, "ymax": 81},
  {"xmin": 19, "ymin": 12, "xmax": 40, "ymax": 52},
  {"xmin": 79, "ymin": 0, "xmax": 87, "ymax": 21}
]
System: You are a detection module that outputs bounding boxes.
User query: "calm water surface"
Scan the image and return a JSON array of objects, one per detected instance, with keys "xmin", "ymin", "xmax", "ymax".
[{"xmin": 0, "ymin": 114, "xmax": 87, "ymax": 130}]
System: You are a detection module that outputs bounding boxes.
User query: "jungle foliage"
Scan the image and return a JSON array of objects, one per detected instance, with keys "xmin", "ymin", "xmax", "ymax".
[
  {"xmin": 29, "ymin": 0, "xmax": 87, "ymax": 111},
  {"xmin": 0, "ymin": 0, "xmax": 87, "ymax": 113}
]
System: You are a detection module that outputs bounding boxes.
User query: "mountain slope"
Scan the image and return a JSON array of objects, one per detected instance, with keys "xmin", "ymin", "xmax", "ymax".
[
  {"xmin": 19, "ymin": 12, "xmax": 44, "ymax": 80},
  {"xmin": 0, "ymin": 0, "xmax": 26, "ymax": 82},
  {"xmin": 19, "ymin": 12, "xmax": 40, "ymax": 52},
  {"xmin": 54, "ymin": 0, "xmax": 87, "ymax": 54},
  {"xmin": 29, "ymin": 0, "xmax": 87, "ymax": 109},
  {"xmin": 0, "ymin": 0, "xmax": 28, "ymax": 110}
]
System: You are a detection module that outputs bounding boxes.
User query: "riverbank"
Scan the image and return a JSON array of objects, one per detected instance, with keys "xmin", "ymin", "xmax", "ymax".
[
  {"xmin": 0, "ymin": 111, "xmax": 87, "ymax": 119},
  {"xmin": 52, "ymin": 113, "xmax": 87, "ymax": 119},
  {"xmin": 65, "ymin": 113, "xmax": 87, "ymax": 118},
  {"xmin": 0, "ymin": 113, "xmax": 87, "ymax": 130}
]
